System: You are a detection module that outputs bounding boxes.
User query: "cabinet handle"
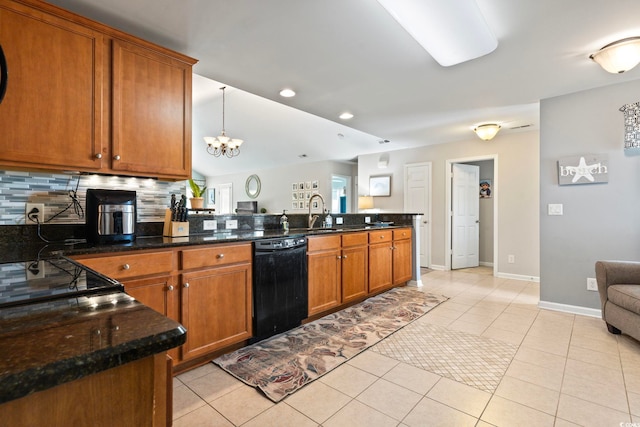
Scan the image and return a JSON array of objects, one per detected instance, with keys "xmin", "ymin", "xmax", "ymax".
[
  {"xmin": 95, "ymin": 153, "xmax": 103, "ymax": 159},
  {"xmin": 0, "ymin": 43, "xmax": 7, "ymax": 104},
  {"xmin": 184, "ymin": 282, "xmax": 190, "ymax": 288},
  {"xmin": 217, "ymin": 253, "xmax": 225, "ymax": 259},
  {"xmin": 113, "ymin": 155, "xmax": 121, "ymax": 161},
  {"xmin": 167, "ymin": 285, "xmax": 174, "ymax": 291},
  {"xmin": 337, "ymin": 255, "xmax": 342, "ymax": 259},
  {"xmin": 122, "ymin": 263, "xmax": 130, "ymax": 270},
  {"xmin": 343, "ymin": 255, "xmax": 348, "ymax": 259},
  {"xmin": 380, "ymin": 235, "xmax": 385, "ymax": 239}
]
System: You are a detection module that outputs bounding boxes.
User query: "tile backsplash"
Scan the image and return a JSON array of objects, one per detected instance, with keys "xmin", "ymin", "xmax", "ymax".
[{"xmin": 0, "ymin": 171, "xmax": 185, "ymax": 225}]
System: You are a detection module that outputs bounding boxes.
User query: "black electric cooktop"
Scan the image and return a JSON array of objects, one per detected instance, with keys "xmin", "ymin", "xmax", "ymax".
[{"xmin": 0, "ymin": 257, "xmax": 123, "ymax": 309}]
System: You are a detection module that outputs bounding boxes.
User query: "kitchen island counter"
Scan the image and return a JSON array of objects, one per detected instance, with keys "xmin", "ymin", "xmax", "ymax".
[{"xmin": 0, "ymin": 290, "xmax": 186, "ymax": 405}]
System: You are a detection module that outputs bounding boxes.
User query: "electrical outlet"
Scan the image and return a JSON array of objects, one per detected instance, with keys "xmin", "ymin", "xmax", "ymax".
[
  {"xmin": 335, "ymin": 217, "xmax": 343, "ymax": 225},
  {"xmin": 365, "ymin": 216, "xmax": 371, "ymax": 223},
  {"xmin": 203, "ymin": 220, "xmax": 217, "ymax": 231},
  {"xmin": 25, "ymin": 203, "xmax": 45, "ymax": 223},
  {"xmin": 25, "ymin": 260, "xmax": 45, "ymax": 280},
  {"xmin": 508, "ymin": 254, "xmax": 515, "ymax": 264},
  {"xmin": 587, "ymin": 277, "xmax": 598, "ymax": 291},
  {"xmin": 225, "ymin": 219, "xmax": 238, "ymax": 230}
]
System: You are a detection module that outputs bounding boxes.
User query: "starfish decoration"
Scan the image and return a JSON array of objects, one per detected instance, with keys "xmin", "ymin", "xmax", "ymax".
[{"xmin": 564, "ymin": 156, "xmax": 601, "ymax": 183}]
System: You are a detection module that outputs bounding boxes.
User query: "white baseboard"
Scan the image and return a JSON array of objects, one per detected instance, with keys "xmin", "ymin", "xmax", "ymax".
[
  {"xmin": 538, "ymin": 300, "xmax": 601, "ymax": 318},
  {"xmin": 428, "ymin": 264, "xmax": 446, "ymax": 271},
  {"xmin": 495, "ymin": 272, "xmax": 540, "ymax": 282},
  {"xmin": 480, "ymin": 261, "xmax": 494, "ymax": 267},
  {"xmin": 407, "ymin": 279, "xmax": 424, "ymax": 288}
]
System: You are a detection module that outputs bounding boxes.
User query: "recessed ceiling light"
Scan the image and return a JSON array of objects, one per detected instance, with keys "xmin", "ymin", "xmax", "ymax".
[
  {"xmin": 279, "ymin": 89, "xmax": 296, "ymax": 97},
  {"xmin": 339, "ymin": 112, "xmax": 354, "ymax": 120}
]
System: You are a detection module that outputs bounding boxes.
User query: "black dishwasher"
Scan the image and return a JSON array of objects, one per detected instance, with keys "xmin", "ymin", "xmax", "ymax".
[{"xmin": 252, "ymin": 236, "xmax": 308, "ymax": 343}]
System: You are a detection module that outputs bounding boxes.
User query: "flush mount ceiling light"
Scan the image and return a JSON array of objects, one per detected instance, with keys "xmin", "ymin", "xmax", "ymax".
[
  {"xmin": 474, "ymin": 124, "xmax": 501, "ymax": 141},
  {"xmin": 339, "ymin": 112, "xmax": 354, "ymax": 120},
  {"xmin": 279, "ymin": 88, "xmax": 296, "ymax": 97},
  {"xmin": 204, "ymin": 86, "xmax": 243, "ymax": 158},
  {"xmin": 590, "ymin": 37, "xmax": 640, "ymax": 74},
  {"xmin": 376, "ymin": 0, "xmax": 497, "ymax": 66}
]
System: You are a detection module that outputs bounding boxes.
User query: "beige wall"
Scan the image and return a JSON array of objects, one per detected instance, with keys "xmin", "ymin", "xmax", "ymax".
[
  {"xmin": 206, "ymin": 160, "xmax": 356, "ymax": 214},
  {"xmin": 357, "ymin": 130, "xmax": 540, "ymax": 279}
]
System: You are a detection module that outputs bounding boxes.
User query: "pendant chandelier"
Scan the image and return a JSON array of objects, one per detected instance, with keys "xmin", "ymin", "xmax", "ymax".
[{"xmin": 204, "ymin": 86, "xmax": 244, "ymax": 158}]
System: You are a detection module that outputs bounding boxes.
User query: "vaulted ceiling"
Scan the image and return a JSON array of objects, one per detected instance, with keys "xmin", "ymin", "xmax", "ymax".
[{"xmin": 47, "ymin": 0, "xmax": 640, "ymax": 176}]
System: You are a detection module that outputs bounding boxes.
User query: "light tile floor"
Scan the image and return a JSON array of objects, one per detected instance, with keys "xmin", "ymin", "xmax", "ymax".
[{"xmin": 173, "ymin": 267, "xmax": 640, "ymax": 426}]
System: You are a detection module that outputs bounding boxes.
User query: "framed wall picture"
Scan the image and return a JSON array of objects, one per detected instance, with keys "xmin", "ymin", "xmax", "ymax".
[
  {"xmin": 479, "ymin": 180, "xmax": 492, "ymax": 198},
  {"xmin": 370, "ymin": 175, "xmax": 391, "ymax": 196}
]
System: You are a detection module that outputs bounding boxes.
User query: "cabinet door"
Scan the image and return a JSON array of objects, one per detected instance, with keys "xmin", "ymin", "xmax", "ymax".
[
  {"xmin": 342, "ymin": 245, "xmax": 368, "ymax": 303},
  {"xmin": 181, "ymin": 263, "xmax": 252, "ymax": 361},
  {"xmin": 112, "ymin": 39, "xmax": 191, "ymax": 179},
  {"xmin": 368, "ymin": 242, "xmax": 393, "ymax": 294},
  {"xmin": 393, "ymin": 237, "xmax": 412, "ymax": 284},
  {"xmin": 123, "ymin": 275, "xmax": 178, "ymax": 320},
  {"xmin": 0, "ymin": 1, "xmax": 103, "ymax": 171},
  {"xmin": 307, "ymin": 248, "xmax": 341, "ymax": 316}
]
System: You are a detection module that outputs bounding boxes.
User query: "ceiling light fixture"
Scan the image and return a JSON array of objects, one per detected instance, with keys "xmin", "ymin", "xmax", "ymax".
[
  {"xmin": 279, "ymin": 88, "xmax": 296, "ymax": 97},
  {"xmin": 204, "ymin": 86, "xmax": 243, "ymax": 158},
  {"xmin": 376, "ymin": 0, "xmax": 497, "ymax": 66},
  {"xmin": 590, "ymin": 37, "xmax": 640, "ymax": 74},
  {"xmin": 474, "ymin": 124, "xmax": 501, "ymax": 141},
  {"xmin": 339, "ymin": 112, "xmax": 354, "ymax": 120}
]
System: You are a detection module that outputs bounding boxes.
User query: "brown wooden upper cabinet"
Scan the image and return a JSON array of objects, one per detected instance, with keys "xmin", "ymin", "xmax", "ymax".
[{"xmin": 0, "ymin": 0, "xmax": 196, "ymax": 180}]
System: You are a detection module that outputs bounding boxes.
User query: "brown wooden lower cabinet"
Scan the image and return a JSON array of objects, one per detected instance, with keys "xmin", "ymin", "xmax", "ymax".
[
  {"xmin": 1, "ymin": 353, "xmax": 170, "ymax": 427},
  {"xmin": 341, "ymin": 232, "xmax": 369, "ymax": 303},
  {"xmin": 393, "ymin": 232, "xmax": 413, "ymax": 284},
  {"xmin": 307, "ymin": 235, "xmax": 342, "ymax": 317},
  {"xmin": 180, "ymin": 262, "xmax": 252, "ymax": 361}
]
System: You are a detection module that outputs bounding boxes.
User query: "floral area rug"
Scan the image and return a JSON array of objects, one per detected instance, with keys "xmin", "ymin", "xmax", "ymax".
[{"xmin": 213, "ymin": 286, "xmax": 448, "ymax": 402}]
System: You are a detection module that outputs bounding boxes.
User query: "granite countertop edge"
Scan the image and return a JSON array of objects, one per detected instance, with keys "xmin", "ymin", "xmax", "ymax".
[{"xmin": 0, "ymin": 296, "xmax": 186, "ymax": 405}]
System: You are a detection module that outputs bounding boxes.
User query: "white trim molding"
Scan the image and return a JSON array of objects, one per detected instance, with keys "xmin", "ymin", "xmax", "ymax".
[
  {"xmin": 538, "ymin": 300, "xmax": 602, "ymax": 318},
  {"xmin": 495, "ymin": 272, "xmax": 540, "ymax": 282}
]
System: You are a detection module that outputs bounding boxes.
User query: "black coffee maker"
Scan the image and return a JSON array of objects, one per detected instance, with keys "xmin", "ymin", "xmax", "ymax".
[{"xmin": 86, "ymin": 189, "xmax": 136, "ymax": 244}]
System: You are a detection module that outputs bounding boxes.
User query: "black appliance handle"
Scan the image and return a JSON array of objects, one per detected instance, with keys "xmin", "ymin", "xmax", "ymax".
[{"xmin": 0, "ymin": 43, "xmax": 7, "ymax": 104}]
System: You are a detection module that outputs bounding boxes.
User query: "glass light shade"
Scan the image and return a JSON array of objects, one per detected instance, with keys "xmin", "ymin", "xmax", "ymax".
[
  {"xmin": 232, "ymin": 138, "xmax": 244, "ymax": 147},
  {"xmin": 204, "ymin": 136, "xmax": 216, "ymax": 146},
  {"xmin": 377, "ymin": 0, "xmax": 497, "ymax": 66},
  {"xmin": 474, "ymin": 124, "xmax": 501, "ymax": 141},
  {"xmin": 591, "ymin": 38, "xmax": 640, "ymax": 74},
  {"xmin": 358, "ymin": 196, "xmax": 374, "ymax": 210}
]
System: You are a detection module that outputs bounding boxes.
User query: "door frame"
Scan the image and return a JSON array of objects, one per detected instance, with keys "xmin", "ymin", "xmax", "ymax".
[
  {"xmin": 403, "ymin": 162, "xmax": 432, "ymax": 269},
  {"xmin": 445, "ymin": 155, "xmax": 498, "ymax": 275}
]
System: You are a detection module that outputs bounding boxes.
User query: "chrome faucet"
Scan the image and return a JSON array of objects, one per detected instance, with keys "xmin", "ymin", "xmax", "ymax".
[{"xmin": 308, "ymin": 193, "xmax": 326, "ymax": 228}]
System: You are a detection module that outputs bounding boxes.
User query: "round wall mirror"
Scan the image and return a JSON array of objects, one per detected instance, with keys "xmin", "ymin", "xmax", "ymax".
[{"xmin": 245, "ymin": 174, "xmax": 261, "ymax": 199}]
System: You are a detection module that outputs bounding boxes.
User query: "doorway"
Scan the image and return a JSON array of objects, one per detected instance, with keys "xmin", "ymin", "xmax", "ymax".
[
  {"xmin": 330, "ymin": 175, "xmax": 351, "ymax": 213},
  {"xmin": 445, "ymin": 155, "xmax": 498, "ymax": 275},
  {"xmin": 217, "ymin": 183, "xmax": 233, "ymax": 214},
  {"xmin": 404, "ymin": 162, "xmax": 431, "ymax": 268}
]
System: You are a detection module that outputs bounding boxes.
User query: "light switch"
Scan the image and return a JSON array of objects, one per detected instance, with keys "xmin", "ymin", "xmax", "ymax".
[{"xmin": 548, "ymin": 204, "xmax": 563, "ymax": 216}]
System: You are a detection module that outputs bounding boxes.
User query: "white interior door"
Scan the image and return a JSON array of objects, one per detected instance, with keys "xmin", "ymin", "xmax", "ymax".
[
  {"xmin": 218, "ymin": 183, "xmax": 233, "ymax": 214},
  {"xmin": 404, "ymin": 163, "xmax": 431, "ymax": 267},
  {"xmin": 451, "ymin": 163, "xmax": 479, "ymax": 269}
]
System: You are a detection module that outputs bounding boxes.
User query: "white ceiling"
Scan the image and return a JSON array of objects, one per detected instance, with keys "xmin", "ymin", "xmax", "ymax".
[{"xmin": 46, "ymin": 0, "xmax": 640, "ymax": 176}]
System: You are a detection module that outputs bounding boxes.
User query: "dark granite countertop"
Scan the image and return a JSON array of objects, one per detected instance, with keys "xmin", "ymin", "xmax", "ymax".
[
  {"xmin": 39, "ymin": 224, "xmax": 411, "ymax": 258},
  {"xmin": 0, "ymin": 220, "xmax": 413, "ymax": 404},
  {"xmin": 0, "ymin": 291, "xmax": 186, "ymax": 404}
]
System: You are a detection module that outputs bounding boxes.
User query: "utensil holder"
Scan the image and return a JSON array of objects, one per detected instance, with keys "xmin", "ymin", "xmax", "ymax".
[{"xmin": 163, "ymin": 209, "xmax": 189, "ymax": 237}]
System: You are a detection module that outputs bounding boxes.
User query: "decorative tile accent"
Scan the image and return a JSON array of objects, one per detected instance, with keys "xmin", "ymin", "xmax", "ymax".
[
  {"xmin": 0, "ymin": 171, "xmax": 185, "ymax": 225},
  {"xmin": 371, "ymin": 322, "xmax": 517, "ymax": 393}
]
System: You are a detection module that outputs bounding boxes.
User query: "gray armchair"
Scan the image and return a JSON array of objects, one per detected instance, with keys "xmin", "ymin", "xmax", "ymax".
[{"xmin": 596, "ymin": 260, "xmax": 640, "ymax": 341}]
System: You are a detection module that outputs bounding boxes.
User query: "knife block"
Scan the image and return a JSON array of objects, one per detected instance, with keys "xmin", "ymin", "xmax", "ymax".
[{"xmin": 163, "ymin": 209, "xmax": 189, "ymax": 237}]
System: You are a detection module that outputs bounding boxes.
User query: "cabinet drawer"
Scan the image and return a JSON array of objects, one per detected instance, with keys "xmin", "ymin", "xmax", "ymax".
[
  {"xmin": 368, "ymin": 230, "xmax": 392, "ymax": 243},
  {"xmin": 341, "ymin": 232, "xmax": 368, "ymax": 247},
  {"xmin": 77, "ymin": 251, "xmax": 173, "ymax": 280},
  {"xmin": 393, "ymin": 228, "xmax": 412, "ymax": 241},
  {"xmin": 180, "ymin": 243, "xmax": 251, "ymax": 270},
  {"xmin": 307, "ymin": 235, "xmax": 341, "ymax": 252}
]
